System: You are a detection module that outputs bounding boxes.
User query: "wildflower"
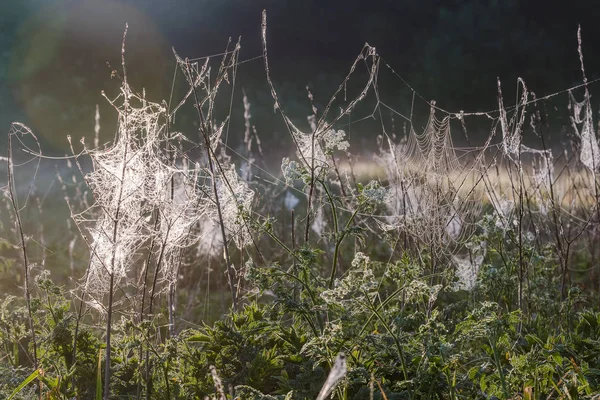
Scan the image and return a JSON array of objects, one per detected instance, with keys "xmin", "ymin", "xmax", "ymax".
[
  {"xmin": 361, "ymin": 180, "xmax": 386, "ymax": 204},
  {"xmin": 281, "ymin": 157, "xmax": 303, "ymax": 185},
  {"xmin": 323, "ymin": 129, "xmax": 349, "ymax": 152}
]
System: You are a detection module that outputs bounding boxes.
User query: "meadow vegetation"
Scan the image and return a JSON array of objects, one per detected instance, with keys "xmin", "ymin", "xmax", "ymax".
[{"xmin": 1, "ymin": 12, "xmax": 600, "ymax": 399}]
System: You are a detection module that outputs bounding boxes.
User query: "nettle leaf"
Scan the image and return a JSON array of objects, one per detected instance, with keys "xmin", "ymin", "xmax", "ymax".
[{"xmin": 186, "ymin": 333, "xmax": 211, "ymax": 343}]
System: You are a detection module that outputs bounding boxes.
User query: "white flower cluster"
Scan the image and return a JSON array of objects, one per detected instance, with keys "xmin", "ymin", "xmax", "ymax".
[
  {"xmin": 281, "ymin": 157, "xmax": 303, "ymax": 186},
  {"xmin": 321, "ymin": 252, "xmax": 377, "ymax": 311},
  {"xmin": 322, "ymin": 129, "xmax": 349, "ymax": 153},
  {"xmin": 361, "ymin": 180, "xmax": 387, "ymax": 204},
  {"xmin": 291, "ymin": 127, "xmax": 349, "ymax": 171},
  {"xmin": 404, "ymin": 280, "xmax": 441, "ymax": 305}
]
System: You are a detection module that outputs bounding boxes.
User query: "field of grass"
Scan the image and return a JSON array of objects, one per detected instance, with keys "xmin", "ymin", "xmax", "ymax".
[{"xmin": 1, "ymin": 13, "xmax": 600, "ymax": 400}]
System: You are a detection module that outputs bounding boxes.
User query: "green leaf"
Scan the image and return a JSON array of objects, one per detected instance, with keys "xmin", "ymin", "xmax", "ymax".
[
  {"xmin": 7, "ymin": 369, "xmax": 39, "ymax": 400},
  {"xmin": 39, "ymin": 375, "xmax": 59, "ymax": 390},
  {"xmin": 525, "ymin": 334, "xmax": 543, "ymax": 347},
  {"xmin": 480, "ymin": 374, "xmax": 487, "ymax": 392},
  {"xmin": 586, "ymin": 368, "xmax": 600, "ymax": 377},
  {"xmin": 551, "ymin": 352, "xmax": 563, "ymax": 365},
  {"xmin": 468, "ymin": 366, "xmax": 479, "ymax": 380},
  {"xmin": 186, "ymin": 333, "xmax": 211, "ymax": 342}
]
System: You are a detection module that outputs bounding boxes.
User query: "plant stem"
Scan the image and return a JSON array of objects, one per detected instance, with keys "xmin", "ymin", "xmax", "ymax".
[
  {"xmin": 104, "ymin": 25, "xmax": 130, "ymax": 399},
  {"xmin": 490, "ymin": 338, "xmax": 509, "ymax": 398},
  {"xmin": 185, "ymin": 60, "xmax": 238, "ymax": 310},
  {"xmin": 7, "ymin": 127, "xmax": 38, "ymax": 381}
]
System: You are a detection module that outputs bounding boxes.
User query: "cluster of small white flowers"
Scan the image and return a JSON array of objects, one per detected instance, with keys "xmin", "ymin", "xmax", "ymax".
[
  {"xmin": 291, "ymin": 127, "xmax": 349, "ymax": 171},
  {"xmin": 398, "ymin": 279, "xmax": 443, "ymax": 309},
  {"xmin": 283, "ymin": 190, "xmax": 300, "ymax": 211},
  {"xmin": 301, "ymin": 321, "xmax": 344, "ymax": 365},
  {"xmin": 322, "ymin": 129, "xmax": 349, "ymax": 152},
  {"xmin": 403, "ymin": 280, "xmax": 430, "ymax": 303},
  {"xmin": 295, "ymin": 130, "xmax": 327, "ymax": 168},
  {"xmin": 427, "ymin": 284, "xmax": 442, "ymax": 309},
  {"xmin": 361, "ymin": 180, "xmax": 387, "ymax": 204},
  {"xmin": 351, "ymin": 252, "xmax": 370, "ymax": 269},
  {"xmin": 321, "ymin": 252, "xmax": 377, "ymax": 310},
  {"xmin": 281, "ymin": 157, "xmax": 303, "ymax": 185}
]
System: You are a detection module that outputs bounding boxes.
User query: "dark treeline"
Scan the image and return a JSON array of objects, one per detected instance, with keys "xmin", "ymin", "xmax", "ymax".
[{"xmin": 0, "ymin": 0, "xmax": 598, "ymax": 155}]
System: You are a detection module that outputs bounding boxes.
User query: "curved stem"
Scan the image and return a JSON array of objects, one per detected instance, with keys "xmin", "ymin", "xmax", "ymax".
[
  {"xmin": 329, "ymin": 208, "xmax": 360, "ymax": 289},
  {"xmin": 6, "ymin": 129, "xmax": 38, "ymax": 376}
]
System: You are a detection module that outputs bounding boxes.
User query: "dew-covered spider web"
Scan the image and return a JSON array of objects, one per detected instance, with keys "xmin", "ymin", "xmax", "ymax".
[
  {"xmin": 250, "ymin": 20, "xmax": 600, "ymax": 288},
  {"xmin": 7, "ymin": 21, "xmax": 600, "ymax": 310}
]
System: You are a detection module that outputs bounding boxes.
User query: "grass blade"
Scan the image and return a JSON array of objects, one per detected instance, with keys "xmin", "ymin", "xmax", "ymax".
[{"xmin": 7, "ymin": 368, "xmax": 39, "ymax": 400}]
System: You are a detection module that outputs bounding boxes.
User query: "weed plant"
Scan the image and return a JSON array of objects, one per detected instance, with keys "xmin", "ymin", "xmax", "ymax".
[{"xmin": 1, "ymin": 12, "xmax": 600, "ymax": 400}]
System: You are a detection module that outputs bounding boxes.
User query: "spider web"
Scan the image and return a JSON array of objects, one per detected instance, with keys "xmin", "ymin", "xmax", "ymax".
[{"xmin": 5, "ymin": 21, "xmax": 600, "ymax": 306}]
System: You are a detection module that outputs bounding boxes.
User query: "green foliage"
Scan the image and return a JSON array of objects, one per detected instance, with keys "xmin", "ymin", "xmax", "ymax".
[
  {"xmin": 6, "ymin": 368, "xmax": 39, "ymax": 400},
  {"xmin": 2, "ymin": 214, "xmax": 600, "ymax": 399}
]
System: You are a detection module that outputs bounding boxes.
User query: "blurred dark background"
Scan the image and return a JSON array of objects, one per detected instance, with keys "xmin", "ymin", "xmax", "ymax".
[{"xmin": 0, "ymin": 0, "xmax": 599, "ymax": 156}]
